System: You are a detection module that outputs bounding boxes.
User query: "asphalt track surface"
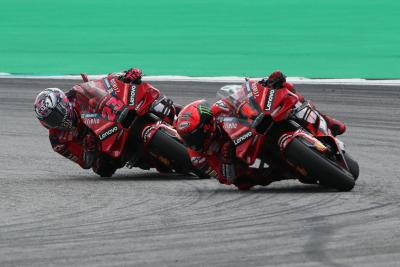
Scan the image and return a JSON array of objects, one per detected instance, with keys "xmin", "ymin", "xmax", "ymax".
[{"xmin": 0, "ymin": 78, "xmax": 399, "ymax": 267}]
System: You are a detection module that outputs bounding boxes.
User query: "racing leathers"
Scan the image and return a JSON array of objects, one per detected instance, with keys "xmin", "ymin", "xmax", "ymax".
[
  {"xmin": 46, "ymin": 73, "xmax": 178, "ymax": 177},
  {"xmin": 183, "ymin": 100, "xmax": 278, "ymax": 190},
  {"xmin": 46, "ymin": 87, "xmax": 122, "ymax": 177}
]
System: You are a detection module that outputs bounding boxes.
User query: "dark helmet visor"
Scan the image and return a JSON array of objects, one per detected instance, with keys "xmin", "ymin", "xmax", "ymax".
[{"xmin": 41, "ymin": 102, "xmax": 68, "ymax": 128}]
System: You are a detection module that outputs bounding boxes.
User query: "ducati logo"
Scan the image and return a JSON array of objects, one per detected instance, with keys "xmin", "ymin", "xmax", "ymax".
[
  {"xmin": 110, "ymin": 78, "xmax": 119, "ymax": 92},
  {"xmin": 252, "ymin": 83, "xmax": 260, "ymax": 97}
]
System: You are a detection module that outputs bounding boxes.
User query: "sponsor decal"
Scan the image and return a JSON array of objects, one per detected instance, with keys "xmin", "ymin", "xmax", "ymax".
[
  {"xmin": 135, "ymin": 99, "xmax": 144, "ymax": 111},
  {"xmin": 128, "ymin": 85, "xmax": 136, "ymax": 106},
  {"xmin": 103, "ymin": 78, "xmax": 114, "ymax": 95},
  {"xmin": 103, "ymin": 78, "xmax": 111, "ymax": 89},
  {"xmin": 180, "ymin": 112, "xmax": 192, "ymax": 119},
  {"xmin": 98, "ymin": 125, "xmax": 118, "ymax": 141},
  {"xmin": 110, "ymin": 78, "xmax": 119, "ymax": 92},
  {"xmin": 215, "ymin": 100, "xmax": 229, "ymax": 111},
  {"xmin": 142, "ymin": 126, "xmax": 155, "ymax": 143},
  {"xmin": 223, "ymin": 122, "xmax": 238, "ymax": 129},
  {"xmin": 178, "ymin": 121, "xmax": 190, "ymax": 130},
  {"xmin": 252, "ymin": 83, "xmax": 260, "ymax": 97},
  {"xmin": 221, "ymin": 117, "xmax": 236, "ymax": 122},
  {"xmin": 198, "ymin": 105, "xmax": 212, "ymax": 116},
  {"xmin": 233, "ymin": 131, "xmax": 253, "ymax": 146},
  {"xmin": 81, "ymin": 113, "xmax": 101, "ymax": 119},
  {"xmin": 245, "ymin": 81, "xmax": 252, "ymax": 94},
  {"xmin": 83, "ymin": 118, "xmax": 100, "ymax": 125},
  {"xmin": 264, "ymin": 89, "xmax": 276, "ymax": 111}
]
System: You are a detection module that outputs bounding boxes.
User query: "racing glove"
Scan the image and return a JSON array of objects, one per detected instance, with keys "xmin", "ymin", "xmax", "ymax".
[
  {"xmin": 123, "ymin": 68, "xmax": 143, "ymax": 84},
  {"xmin": 266, "ymin": 70, "xmax": 287, "ymax": 89}
]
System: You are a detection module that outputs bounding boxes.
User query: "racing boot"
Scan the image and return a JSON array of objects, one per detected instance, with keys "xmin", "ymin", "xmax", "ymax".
[
  {"xmin": 234, "ymin": 168, "xmax": 281, "ymax": 190},
  {"xmin": 321, "ymin": 114, "xmax": 346, "ymax": 136}
]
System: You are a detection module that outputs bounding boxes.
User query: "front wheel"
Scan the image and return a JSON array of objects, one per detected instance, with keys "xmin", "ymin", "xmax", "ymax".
[
  {"xmin": 284, "ymin": 138, "xmax": 355, "ymax": 191},
  {"xmin": 343, "ymin": 152, "xmax": 359, "ymax": 181}
]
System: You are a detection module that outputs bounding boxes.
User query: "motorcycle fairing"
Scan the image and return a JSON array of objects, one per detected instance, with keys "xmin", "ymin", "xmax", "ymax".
[
  {"xmin": 292, "ymin": 101, "xmax": 330, "ymax": 136},
  {"xmin": 130, "ymin": 82, "xmax": 160, "ymax": 116},
  {"xmin": 72, "ymin": 76, "xmax": 160, "ymax": 158},
  {"xmin": 219, "ymin": 116, "xmax": 264, "ymax": 165}
]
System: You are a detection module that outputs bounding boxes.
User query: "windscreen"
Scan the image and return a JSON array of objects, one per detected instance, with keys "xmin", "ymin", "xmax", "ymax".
[
  {"xmin": 217, "ymin": 83, "xmax": 261, "ymax": 120},
  {"xmin": 75, "ymin": 80, "xmax": 108, "ymax": 101}
]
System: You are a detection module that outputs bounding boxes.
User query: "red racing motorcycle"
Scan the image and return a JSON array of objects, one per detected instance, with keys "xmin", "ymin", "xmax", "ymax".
[
  {"xmin": 73, "ymin": 73, "xmax": 204, "ymax": 177},
  {"xmin": 216, "ymin": 79, "xmax": 359, "ymax": 191}
]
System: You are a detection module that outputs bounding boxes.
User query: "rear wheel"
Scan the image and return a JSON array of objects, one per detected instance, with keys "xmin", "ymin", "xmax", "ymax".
[
  {"xmin": 284, "ymin": 138, "xmax": 355, "ymax": 191},
  {"xmin": 148, "ymin": 129, "xmax": 208, "ymax": 178}
]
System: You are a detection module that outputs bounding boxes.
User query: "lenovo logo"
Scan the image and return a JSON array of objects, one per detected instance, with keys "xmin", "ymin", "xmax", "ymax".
[
  {"xmin": 129, "ymin": 86, "xmax": 136, "ymax": 106},
  {"xmin": 98, "ymin": 126, "xmax": 118, "ymax": 141},
  {"xmin": 265, "ymin": 89, "xmax": 276, "ymax": 111},
  {"xmin": 233, "ymin": 131, "xmax": 252, "ymax": 146}
]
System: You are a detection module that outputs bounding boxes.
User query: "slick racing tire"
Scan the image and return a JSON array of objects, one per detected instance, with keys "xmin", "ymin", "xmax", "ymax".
[
  {"xmin": 284, "ymin": 138, "xmax": 355, "ymax": 192},
  {"xmin": 343, "ymin": 152, "xmax": 360, "ymax": 181},
  {"xmin": 148, "ymin": 129, "xmax": 208, "ymax": 178}
]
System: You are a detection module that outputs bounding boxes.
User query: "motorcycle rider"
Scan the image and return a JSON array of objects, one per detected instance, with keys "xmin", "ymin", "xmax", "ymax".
[
  {"xmin": 34, "ymin": 68, "xmax": 177, "ymax": 177},
  {"xmin": 175, "ymin": 70, "xmax": 346, "ymax": 189},
  {"xmin": 175, "ymin": 99, "xmax": 278, "ymax": 190}
]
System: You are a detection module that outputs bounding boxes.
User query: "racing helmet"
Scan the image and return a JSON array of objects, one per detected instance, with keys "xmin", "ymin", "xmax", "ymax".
[
  {"xmin": 34, "ymin": 88, "xmax": 76, "ymax": 129},
  {"xmin": 175, "ymin": 100, "xmax": 215, "ymax": 152}
]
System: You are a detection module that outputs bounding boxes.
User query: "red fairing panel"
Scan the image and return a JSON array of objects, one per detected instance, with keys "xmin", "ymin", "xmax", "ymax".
[{"xmin": 130, "ymin": 82, "xmax": 160, "ymax": 116}]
